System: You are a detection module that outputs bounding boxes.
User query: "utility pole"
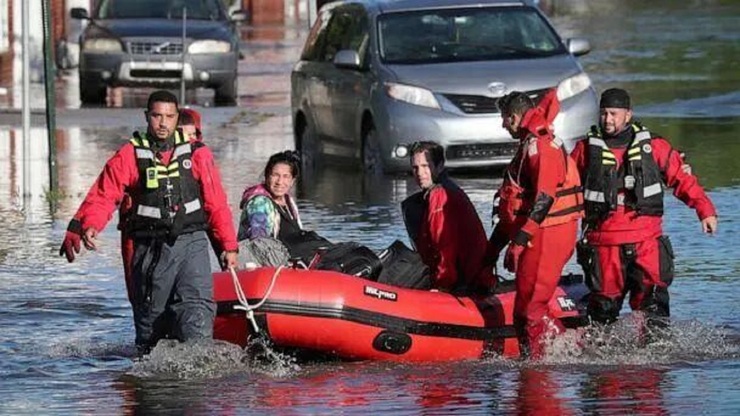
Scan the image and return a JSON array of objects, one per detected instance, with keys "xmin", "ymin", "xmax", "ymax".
[
  {"xmin": 180, "ymin": 7, "xmax": 187, "ymax": 104},
  {"xmin": 21, "ymin": 0, "xmax": 31, "ymax": 202},
  {"xmin": 42, "ymin": 0, "xmax": 58, "ymax": 210}
]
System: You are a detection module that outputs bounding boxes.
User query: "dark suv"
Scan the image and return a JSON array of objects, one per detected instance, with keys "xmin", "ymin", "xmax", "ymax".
[{"xmin": 72, "ymin": 0, "xmax": 245, "ymax": 105}]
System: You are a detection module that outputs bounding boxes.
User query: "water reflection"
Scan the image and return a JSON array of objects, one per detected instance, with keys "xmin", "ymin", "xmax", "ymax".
[
  {"xmin": 580, "ymin": 367, "xmax": 669, "ymax": 415},
  {"xmin": 515, "ymin": 368, "xmax": 577, "ymax": 415}
]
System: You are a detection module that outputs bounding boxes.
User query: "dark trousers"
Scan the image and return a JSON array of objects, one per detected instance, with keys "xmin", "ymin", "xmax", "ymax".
[{"xmin": 131, "ymin": 231, "xmax": 214, "ymax": 350}]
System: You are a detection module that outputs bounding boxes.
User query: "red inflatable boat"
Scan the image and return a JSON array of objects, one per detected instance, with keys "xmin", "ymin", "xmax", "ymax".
[{"xmin": 213, "ymin": 267, "xmax": 589, "ymax": 362}]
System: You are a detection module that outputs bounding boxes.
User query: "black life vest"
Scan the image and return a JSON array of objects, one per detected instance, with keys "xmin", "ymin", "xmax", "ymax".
[
  {"xmin": 275, "ymin": 202, "xmax": 303, "ymax": 242},
  {"xmin": 583, "ymin": 123, "xmax": 664, "ymax": 225},
  {"xmin": 127, "ymin": 131, "xmax": 207, "ymax": 238}
]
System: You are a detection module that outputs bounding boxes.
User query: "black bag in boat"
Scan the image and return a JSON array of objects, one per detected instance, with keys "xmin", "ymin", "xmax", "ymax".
[
  {"xmin": 377, "ymin": 240, "xmax": 431, "ymax": 290},
  {"xmin": 281, "ymin": 230, "xmax": 333, "ymax": 265},
  {"xmin": 313, "ymin": 242, "xmax": 383, "ymax": 280}
]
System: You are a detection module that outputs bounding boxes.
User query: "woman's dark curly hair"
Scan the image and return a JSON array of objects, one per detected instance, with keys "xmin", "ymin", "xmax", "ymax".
[{"xmin": 264, "ymin": 150, "xmax": 301, "ymax": 181}]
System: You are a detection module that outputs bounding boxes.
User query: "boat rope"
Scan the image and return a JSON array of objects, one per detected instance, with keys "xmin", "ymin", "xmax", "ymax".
[{"xmin": 229, "ymin": 265, "xmax": 283, "ymax": 333}]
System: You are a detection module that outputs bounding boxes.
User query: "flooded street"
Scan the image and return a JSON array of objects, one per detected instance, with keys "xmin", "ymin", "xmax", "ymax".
[{"xmin": 1, "ymin": 1, "xmax": 740, "ymax": 414}]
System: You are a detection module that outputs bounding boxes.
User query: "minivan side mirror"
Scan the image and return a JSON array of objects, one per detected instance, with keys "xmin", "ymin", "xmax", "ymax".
[
  {"xmin": 566, "ymin": 38, "xmax": 591, "ymax": 57},
  {"xmin": 231, "ymin": 10, "xmax": 248, "ymax": 22},
  {"xmin": 71, "ymin": 7, "xmax": 89, "ymax": 20},
  {"xmin": 333, "ymin": 50, "xmax": 362, "ymax": 70}
]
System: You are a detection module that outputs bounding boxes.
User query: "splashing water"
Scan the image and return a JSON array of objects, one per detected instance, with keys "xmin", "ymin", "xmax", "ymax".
[
  {"xmin": 128, "ymin": 336, "xmax": 302, "ymax": 380},
  {"xmin": 130, "ymin": 339, "xmax": 251, "ymax": 379},
  {"xmin": 243, "ymin": 335, "xmax": 301, "ymax": 378},
  {"xmin": 542, "ymin": 314, "xmax": 739, "ymax": 366}
]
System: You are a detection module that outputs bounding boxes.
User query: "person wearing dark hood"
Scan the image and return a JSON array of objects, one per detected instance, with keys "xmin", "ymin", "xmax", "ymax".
[
  {"xmin": 571, "ymin": 88, "xmax": 717, "ymax": 329},
  {"xmin": 59, "ymin": 91, "xmax": 238, "ymax": 353},
  {"xmin": 401, "ymin": 141, "xmax": 496, "ymax": 293},
  {"xmin": 486, "ymin": 89, "xmax": 584, "ymax": 359}
]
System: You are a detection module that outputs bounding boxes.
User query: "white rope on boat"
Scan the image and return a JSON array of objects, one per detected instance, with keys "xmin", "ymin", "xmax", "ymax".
[{"xmin": 229, "ymin": 265, "xmax": 284, "ymax": 333}]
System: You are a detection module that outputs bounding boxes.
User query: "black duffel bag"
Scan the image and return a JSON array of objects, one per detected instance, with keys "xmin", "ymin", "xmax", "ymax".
[
  {"xmin": 313, "ymin": 242, "xmax": 383, "ymax": 280},
  {"xmin": 376, "ymin": 240, "xmax": 431, "ymax": 290},
  {"xmin": 281, "ymin": 230, "xmax": 333, "ymax": 266}
]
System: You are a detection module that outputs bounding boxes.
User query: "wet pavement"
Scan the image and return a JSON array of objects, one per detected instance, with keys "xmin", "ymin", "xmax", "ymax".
[{"xmin": 1, "ymin": 1, "xmax": 740, "ymax": 414}]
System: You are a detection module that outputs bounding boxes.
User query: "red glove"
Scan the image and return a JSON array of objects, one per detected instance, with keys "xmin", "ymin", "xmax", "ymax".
[
  {"xmin": 59, "ymin": 219, "xmax": 83, "ymax": 263},
  {"xmin": 504, "ymin": 243, "xmax": 525, "ymax": 273}
]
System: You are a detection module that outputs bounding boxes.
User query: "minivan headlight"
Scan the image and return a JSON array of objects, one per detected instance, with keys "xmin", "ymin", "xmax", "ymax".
[
  {"xmin": 556, "ymin": 73, "xmax": 592, "ymax": 101},
  {"xmin": 189, "ymin": 40, "xmax": 231, "ymax": 54},
  {"xmin": 83, "ymin": 38, "xmax": 122, "ymax": 52},
  {"xmin": 385, "ymin": 82, "xmax": 440, "ymax": 109}
]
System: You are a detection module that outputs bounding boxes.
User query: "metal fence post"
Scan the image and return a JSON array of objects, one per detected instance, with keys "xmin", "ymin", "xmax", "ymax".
[{"xmin": 42, "ymin": 0, "xmax": 58, "ymax": 209}]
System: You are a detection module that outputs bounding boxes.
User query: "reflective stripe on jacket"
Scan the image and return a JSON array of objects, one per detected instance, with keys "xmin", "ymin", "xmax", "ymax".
[{"xmin": 128, "ymin": 131, "xmax": 206, "ymax": 237}]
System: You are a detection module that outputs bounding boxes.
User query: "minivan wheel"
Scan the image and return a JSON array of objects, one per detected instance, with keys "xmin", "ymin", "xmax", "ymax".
[
  {"xmin": 362, "ymin": 124, "xmax": 384, "ymax": 175},
  {"xmin": 299, "ymin": 122, "xmax": 318, "ymax": 173}
]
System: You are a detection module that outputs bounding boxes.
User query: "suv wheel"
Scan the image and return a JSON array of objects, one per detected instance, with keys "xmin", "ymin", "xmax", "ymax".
[
  {"xmin": 362, "ymin": 124, "xmax": 384, "ymax": 175},
  {"xmin": 79, "ymin": 82, "xmax": 106, "ymax": 105},
  {"xmin": 214, "ymin": 77, "xmax": 237, "ymax": 106}
]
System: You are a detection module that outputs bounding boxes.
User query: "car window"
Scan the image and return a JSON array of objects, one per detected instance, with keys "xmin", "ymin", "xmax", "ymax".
[
  {"xmin": 319, "ymin": 6, "xmax": 370, "ymax": 63},
  {"xmin": 378, "ymin": 6, "xmax": 565, "ymax": 64},
  {"xmin": 301, "ymin": 9, "xmax": 333, "ymax": 61},
  {"xmin": 96, "ymin": 0, "xmax": 226, "ymax": 20}
]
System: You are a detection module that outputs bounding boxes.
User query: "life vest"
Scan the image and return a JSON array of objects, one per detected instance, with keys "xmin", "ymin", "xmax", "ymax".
[
  {"xmin": 583, "ymin": 123, "xmax": 664, "ymax": 225},
  {"xmin": 127, "ymin": 131, "xmax": 206, "ymax": 238},
  {"xmin": 497, "ymin": 135, "xmax": 584, "ymax": 230}
]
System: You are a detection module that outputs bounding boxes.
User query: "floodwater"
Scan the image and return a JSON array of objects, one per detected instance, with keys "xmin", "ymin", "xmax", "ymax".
[{"xmin": 1, "ymin": 1, "xmax": 740, "ymax": 414}]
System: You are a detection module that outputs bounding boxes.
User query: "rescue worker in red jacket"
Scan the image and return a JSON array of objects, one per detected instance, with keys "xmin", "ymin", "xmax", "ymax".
[
  {"xmin": 571, "ymin": 88, "xmax": 718, "ymax": 327},
  {"xmin": 118, "ymin": 107, "xmax": 204, "ymax": 305},
  {"xmin": 402, "ymin": 141, "xmax": 495, "ymax": 293},
  {"xmin": 487, "ymin": 90, "xmax": 584, "ymax": 359},
  {"xmin": 59, "ymin": 91, "xmax": 238, "ymax": 353}
]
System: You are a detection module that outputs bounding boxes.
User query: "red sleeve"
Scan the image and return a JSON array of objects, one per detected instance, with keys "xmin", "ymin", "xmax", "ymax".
[
  {"xmin": 191, "ymin": 145, "xmax": 238, "ymax": 252},
  {"xmin": 520, "ymin": 138, "xmax": 564, "ymax": 237},
  {"xmin": 427, "ymin": 187, "xmax": 458, "ymax": 290},
  {"xmin": 652, "ymin": 138, "xmax": 717, "ymax": 220},
  {"xmin": 77, "ymin": 144, "xmax": 138, "ymax": 233}
]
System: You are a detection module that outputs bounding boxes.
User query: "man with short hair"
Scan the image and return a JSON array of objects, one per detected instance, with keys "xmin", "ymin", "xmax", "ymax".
[
  {"xmin": 487, "ymin": 89, "xmax": 583, "ymax": 358},
  {"xmin": 571, "ymin": 88, "xmax": 717, "ymax": 328},
  {"xmin": 401, "ymin": 140, "xmax": 495, "ymax": 293},
  {"xmin": 59, "ymin": 91, "xmax": 238, "ymax": 353}
]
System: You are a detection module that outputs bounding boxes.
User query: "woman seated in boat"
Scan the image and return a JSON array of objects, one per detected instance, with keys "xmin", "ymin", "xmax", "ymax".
[
  {"xmin": 238, "ymin": 150, "xmax": 303, "ymax": 243},
  {"xmin": 237, "ymin": 151, "xmax": 380, "ymax": 277}
]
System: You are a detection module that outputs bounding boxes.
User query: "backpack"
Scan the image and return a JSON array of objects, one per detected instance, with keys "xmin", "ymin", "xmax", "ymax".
[{"xmin": 376, "ymin": 240, "xmax": 431, "ymax": 290}]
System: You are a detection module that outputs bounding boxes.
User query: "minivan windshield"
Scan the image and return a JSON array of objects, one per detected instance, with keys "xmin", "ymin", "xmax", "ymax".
[
  {"xmin": 96, "ymin": 0, "xmax": 226, "ymax": 20},
  {"xmin": 378, "ymin": 7, "xmax": 565, "ymax": 64}
]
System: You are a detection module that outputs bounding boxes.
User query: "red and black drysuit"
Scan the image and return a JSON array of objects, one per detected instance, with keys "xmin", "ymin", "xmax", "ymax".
[
  {"xmin": 403, "ymin": 171, "xmax": 495, "ymax": 293},
  {"xmin": 570, "ymin": 123, "xmax": 716, "ymax": 325},
  {"xmin": 488, "ymin": 90, "xmax": 584, "ymax": 358},
  {"xmin": 62, "ymin": 130, "xmax": 237, "ymax": 350}
]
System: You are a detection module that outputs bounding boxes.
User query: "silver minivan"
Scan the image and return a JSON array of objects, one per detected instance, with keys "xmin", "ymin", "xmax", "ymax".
[{"xmin": 291, "ymin": 0, "xmax": 598, "ymax": 173}]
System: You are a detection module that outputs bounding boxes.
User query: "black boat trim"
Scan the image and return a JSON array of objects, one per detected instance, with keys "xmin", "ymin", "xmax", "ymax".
[{"xmin": 218, "ymin": 299, "xmax": 522, "ymax": 341}]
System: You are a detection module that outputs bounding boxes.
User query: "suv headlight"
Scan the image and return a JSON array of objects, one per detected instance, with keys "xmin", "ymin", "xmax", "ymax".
[
  {"xmin": 557, "ymin": 73, "xmax": 592, "ymax": 101},
  {"xmin": 83, "ymin": 38, "xmax": 122, "ymax": 52},
  {"xmin": 189, "ymin": 40, "xmax": 231, "ymax": 54},
  {"xmin": 385, "ymin": 82, "xmax": 440, "ymax": 109}
]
